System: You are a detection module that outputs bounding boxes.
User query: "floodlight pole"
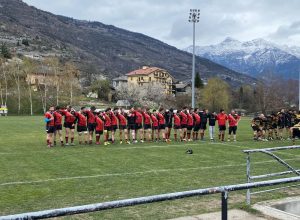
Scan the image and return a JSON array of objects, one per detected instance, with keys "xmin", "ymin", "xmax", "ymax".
[
  {"xmin": 299, "ymin": 68, "xmax": 300, "ymax": 111},
  {"xmin": 189, "ymin": 9, "xmax": 200, "ymax": 108}
]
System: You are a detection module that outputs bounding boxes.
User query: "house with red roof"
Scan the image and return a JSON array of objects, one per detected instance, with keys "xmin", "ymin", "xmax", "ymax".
[{"xmin": 125, "ymin": 66, "xmax": 174, "ymax": 94}]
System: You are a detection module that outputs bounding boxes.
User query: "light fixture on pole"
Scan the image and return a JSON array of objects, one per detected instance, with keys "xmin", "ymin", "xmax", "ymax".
[{"xmin": 188, "ymin": 9, "xmax": 200, "ymax": 108}]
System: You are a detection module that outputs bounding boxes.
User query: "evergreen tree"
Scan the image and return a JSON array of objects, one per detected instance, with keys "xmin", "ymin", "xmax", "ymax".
[
  {"xmin": 195, "ymin": 72, "xmax": 203, "ymax": 88},
  {"xmin": 1, "ymin": 43, "xmax": 12, "ymax": 59}
]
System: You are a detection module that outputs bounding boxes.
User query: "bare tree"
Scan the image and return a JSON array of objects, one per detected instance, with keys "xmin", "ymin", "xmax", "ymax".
[
  {"xmin": 23, "ymin": 58, "xmax": 36, "ymax": 115},
  {"xmin": 10, "ymin": 60, "xmax": 23, "ymax": 114}
]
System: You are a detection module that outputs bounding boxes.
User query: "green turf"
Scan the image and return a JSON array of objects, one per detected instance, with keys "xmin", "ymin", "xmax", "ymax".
[{"xmin": 0, "ymin": 116, "xmax": 299, "ymax": 219}]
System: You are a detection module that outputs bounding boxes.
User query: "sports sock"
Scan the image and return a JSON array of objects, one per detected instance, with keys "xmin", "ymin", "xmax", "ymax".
[
  {"xmin": 174, "ymin": 133, "xmax": 177, "ymax": 141},
  {"xmin": 187, "ymin": 133, "xmax": 191, "ymax": 139},
  {"xmin": 196, "ymin": 133, "xmax": 199, "ymax": 140},
  {"xmin": 65, "ymin": 137, "xmax": 68, "ymax": 143},
  {"xmin": 71, "ymin": 137, "xmax": 74, "ymax": 143},
  {"xmin": 96, "ymin": 136, "xmax": 100, "ymax": 142},
  {"xmin": 47, "ymin": 139, "xmax": 50, "ymax": 145}
]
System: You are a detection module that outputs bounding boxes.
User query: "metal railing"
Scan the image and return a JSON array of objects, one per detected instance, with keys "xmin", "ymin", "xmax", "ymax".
[
  {"xmin": 243, "ymin": 145, "xmax": 300, "ymax": 204},
  {"xmin": 1, "ymin": 176, "xmax": 300, "ymax": 220}
]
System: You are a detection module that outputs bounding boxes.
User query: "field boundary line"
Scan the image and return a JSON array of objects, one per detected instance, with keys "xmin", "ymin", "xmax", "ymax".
[{"xmin": 0, "ymin": 157, "xmax": 299, "ymax": 187}]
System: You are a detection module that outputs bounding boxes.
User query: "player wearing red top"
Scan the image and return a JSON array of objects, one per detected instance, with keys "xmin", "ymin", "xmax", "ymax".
[
  {"xmin": 74, "ymin": 107, "xmax": 88, "ymax": 145},
  {"xmin": 110, "ymin": 108, "xmax": 118, "ymax": 144},
  {"xmin": 227, "ymin": 110, "xmax": 241, "ymax": 142},
  {"xmin": 102, "ymin": 109, "xmax": 111, "ymax": 146},
  {"xmin": 84, "ymin": 106, "xmax": 97, "ymax": 145},
  {"xmin": 95, "ymin": 111, "xmax": 104, "ymax": 145},
  {"xmin": 192, "ymin": 108, "xmax": 201, "ymax": 140},
  {"xmin": 142, "ymin": 108, "xmax": 152, "ymax": 142},
  {"xmin": 53, "ymin": 106, "xmax": 64, "ymax": 146},
  {"xmin": 135, "ymin": 108, "xmax": 144, "ymax": 143},
  {"xmin": 116, "ymin": 108, "xmax": 128, "ymax": 144},
  {"xmin": 179, "ymin": 107, "xmax": 188, "ymax": 141},
  {"xmin": 186, "ymin": 109, "xmax": 194, "ymax": 141},
  {"xmin": 157, "ymin": 107, "xmax": 166, "ymax": 141},
  {"xmin": 44, "ymin": 106, "xmax": 55, "ymax": 148},
  {"xmin": 216, "ymin": 109, "xmax": 228, "ymax": 141},
  {"xmin": 151, "ymin": 110, "xmax": 159, "ymax": 141},
  {"xmin": 173, "ymin": 111, "xmax": 182, "ymax": 141},
  {"xmin": 62, "ymin": 106, "xmax": 76, "ymax": 146}
]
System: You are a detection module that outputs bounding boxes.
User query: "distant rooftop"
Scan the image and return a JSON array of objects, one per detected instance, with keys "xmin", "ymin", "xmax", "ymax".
[{"xmin": 126, "ymin": 66, "xmax": 164, "ymax": 76}]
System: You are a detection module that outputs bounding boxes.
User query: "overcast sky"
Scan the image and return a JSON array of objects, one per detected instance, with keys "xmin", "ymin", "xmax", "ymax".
[{"xmin": 23, "ymin": 0, "xmax": 300, "ymax": 49}]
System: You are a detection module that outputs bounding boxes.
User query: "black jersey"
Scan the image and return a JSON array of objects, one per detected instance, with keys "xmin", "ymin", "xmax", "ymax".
[
  {"xmin": 127, "ymin": 113, "xmax": 136, "ymax": 125},
  {"xmin": 164, "ymin": 111, "xmax": 173, "ymax": 125},
  {"xmin": 208, "ymin": 113, "xmax": 216, "ymax": 126},
  {"xmin": 199, "ymin": 111, "xmax": 208, "ymax": 124}
]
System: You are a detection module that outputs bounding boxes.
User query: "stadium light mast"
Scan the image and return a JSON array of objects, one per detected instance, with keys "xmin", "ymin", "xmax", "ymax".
[{"xmin": 188, "ymin": 9, "xmax": 200, "ymax": 108}]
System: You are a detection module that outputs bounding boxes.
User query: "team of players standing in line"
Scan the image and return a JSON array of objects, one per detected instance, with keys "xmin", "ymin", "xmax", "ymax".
[
  {"xmin": 251, "ymin": 109, "xmax": 300, "ymax": 143},
  {"xmin": 44, "ymin": 106, "xmax": 241, "ymax": 148}
]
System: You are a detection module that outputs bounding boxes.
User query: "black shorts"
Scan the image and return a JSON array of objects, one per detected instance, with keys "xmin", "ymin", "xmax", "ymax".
[
  {"xmin": 173, "ymin": 125, "xmax": 181, "ymax": 129},
  {"xmin": 251, "ymin": 125, "xmax": 260, "ymax": 132},
  {"xmin": 55, "ymin": 124, "xmax": 62, "ymax": 131},
  {"xmin": 77, "ymin": 126, "xmax": 87, "ymax": 133},
  {"xmin": 278, "ymin": 124, "xmax": 285, "ymax": 129},
  {"xmin": 64, "ymin": 122, "xmax": 75, "ymax": 129},
  {"xmin": 200, "ymin": 123, "xmax": 207, "ymax": 130},
  {"xmin": 193, "ymin": 124, "xmax": 200, "ymax": 132},
  {"xmin": 159, "ymin": 124, "xmax": 166, "ymax": 130},
  {"xmin": 104, "ymin": 126, "xmax": 111, "ymax": 131},
  {"xmin": 166, "ymin": 123, "xmax": 172, "ymax": 128},
  {"xmin": 46, "ymin": 126, "xmax": 55, "ymax": 134},
  {"xmin": 136, "ymin": 124, "xmax": 142, "ymax": 130},
  {"xmin": 88, "ymin": 123, "xmax": 96, "ymax": 132},
  {"xmin": 272, "ymin": 124, "xmax": 278, "ymax": 129},
  {"xmin": 95, "ymin": 130, "xmax": 103, "ymax": 135},
  {"xmin": 181, "ymin": 124, "xmax": 187, "ymax": 129},
  {"xmin": 111, "ymin": 125, "xmax": 118, "ymax": 131},
  {"xmin": 119, "ymin": 125, "xmax": 127, "ymax": 130},
  {"xmin": 219, "ymin": 125, "xmax": 226, "ymax": 131},
  {"xmin": 292, "ymin": 128, "xmax": 300, "ymax": 138},
  {"xmin": 128, "ymin": 124, "xmax": 136, "ymax": 130},
  {"xmin": 229, "ymin": 126, "xmax": 237, "ymax": 135},
  {"xmin": 144, "ymin": 124, "xmax": 151, "ymax": 130},
  {"xmin": 152, "ymin": 126, "xmax": 159, "ymax": 130},
  {"xmin": 187, "ymin": 125, "xmax": 193, "ymax": 131}
]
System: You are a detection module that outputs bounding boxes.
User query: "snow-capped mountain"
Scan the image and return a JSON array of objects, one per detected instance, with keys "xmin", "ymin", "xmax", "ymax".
[{"xmin": 184, "ymin": 38, "xmax": 300, "ymax": 79}]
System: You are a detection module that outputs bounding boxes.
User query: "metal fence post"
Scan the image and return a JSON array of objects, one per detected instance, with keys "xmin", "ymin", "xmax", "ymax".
[
  {"xmin": 246, "ymin": 152, "xmax": 251, "ymax": 205},
  {"xmin": 221, "ymin": 191, "xmax": 228, "ymax": 220}
]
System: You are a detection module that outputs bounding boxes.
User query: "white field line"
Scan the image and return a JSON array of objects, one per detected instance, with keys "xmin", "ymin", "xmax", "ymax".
[{"xmin": 0, "ymin": 157, "xmax": 299, "ymax": 187}]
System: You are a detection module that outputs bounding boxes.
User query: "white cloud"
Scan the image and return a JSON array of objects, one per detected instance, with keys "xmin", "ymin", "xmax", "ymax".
[{"xmin": 23, "ymin": 0, "xmax": 300, "ymax": 48}]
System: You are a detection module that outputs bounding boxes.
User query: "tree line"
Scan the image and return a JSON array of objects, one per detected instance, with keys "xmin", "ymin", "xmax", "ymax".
[{"xmin": 0, "ymin": 56, "xmax": 81, "ymax": 115}]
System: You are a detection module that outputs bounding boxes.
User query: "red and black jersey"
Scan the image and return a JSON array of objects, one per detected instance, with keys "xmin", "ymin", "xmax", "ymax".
[
  {"xmin": 193, "ymin": 113, "xmax": 201, "ymax": 125},
  {"xmin": 157, "ymin": 112, "xmax": 165, "ymax": 125},
  {"xmin": 110, "ymin": 112, "xmax": 118, "ymax": 126},
  {"xmin": 53, "ymin": 111, "xmax": 62, "ymax": 126},
  {"xmin": 151, "ymin": 114, "xmax": 159, "ymax": 127},
  {"xmin": 95, "ymin": 116, "xmax": 104, "ymax": 131},
  {"xmin": 187, "ymin": 113, "xmax": 194, "ymax": 126},
  {"xmin": 74, "ymin": 112, "xmax": 87, "ymax": 127},
  {"xmin": 61, "ymin": 110, "xmax": 76, "ymax": 124},
  {"xmin": 45, "ymin": 112, "xmax": 54, "ymax": 126},
  {"xmin": 143, "ymin": 112, "xmax": 151, "ymax": 125},
  {"xmin": 84, "ymin": 110, "xmax": 96, "ymax": 124},
  {"xmin": 179, "ymin": 111, "xmax": 187, "ymax": 125},
  {"xmin": 135, "ymin": 111, "xmax": 143, "ymax": 124},
  {"xmin": 216, "ymin": 113, "xmax": 228, "ymax": 126},
  {"xmin": 173, "ymin": 114, "xmax": 181, "ymax": 126},
  {"xmin": 102, "ymin": 113, "xmax": 111, "ymax": 127},
  {"xmin": 117, "ymin": 113, "xmax": 127, "ymax": 126}
]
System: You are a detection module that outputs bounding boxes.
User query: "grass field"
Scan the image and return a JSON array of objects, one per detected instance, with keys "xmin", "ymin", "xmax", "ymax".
[{"xmin": 0, "ymin": 116, "xmax": 299, "ymax": 219}]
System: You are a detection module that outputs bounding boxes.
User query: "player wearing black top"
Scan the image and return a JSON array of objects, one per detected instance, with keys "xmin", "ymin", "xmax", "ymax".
[
  {"xmin": 164, "ymin": 109, "xmax": 173, "ymax": 141},
  {"xmin": 208, "ymin": 111, "xmax": 217, "ymax": 141},
  {"xmin": 199, "ymin": 109, "xmax": 208, "ymax": 140}
]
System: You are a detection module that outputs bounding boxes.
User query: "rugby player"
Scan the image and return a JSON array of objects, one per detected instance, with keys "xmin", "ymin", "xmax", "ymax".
[
  {"xmin": 186, "ymin": 109, "xmax": 194, "ymax": 141},
  {"xmin": 95, "ymin": 111, "xmax": 104, "ymax": 145},
  {"xmin": 216, "ymin": 109, "xmax": 228, "ymax": 142},
  {"xmin": 192, "ymin": 108, "xmax": 201, "ymax": 140},
  {"xmin": 53, "ymin": 106, "xmax": 64, "ymax": 146},
  {"xmin": 151, "ymin": 110, "xmax": 159, "ymax": 142},
  {"xmin": 127, "ymin": 108, "xmax": 137, "ymax": 143},
  {"xmin": 142, "ymin": 108, "xmax": 152, "ymax": 142},
  {"xmin": 62, "ymin": 106, "xmax": 76, "ymax": 146},
  {"xmin": 84, "ymin": 106, "xmax": 97, "ymax": 145},
  {"xmin": 199, "ymin": 109, "xmax": 208, "ymax": 140},
  {"xmin": 157, "ymin": 107, "xmax": 166, "ymax": 142},
  {"xmin": 227, "ymin": 110, "xmax": 240, "ymax": 142},
  {"xmin": 74, "ymin": 107, "xmax": 88, "ymax": 145},
  {"xmin": 173, "ymin": 110, "xmax": 182, "ymax": 141},
  {"xmin": 208, "ymin": 111, "xmax": 217, "ymax": 141},
  {"xmin": 110, "ymin": 108, "xmax": 118, "ymax": 144},
  {"xmin": 179, "ymin": 107, "xmax": 188, "ymax": 141},
  {"xmin": 102, "ymin": 109, "xmax": 112, "ymax": 146},
  {"xmin": 116, "ymin": 108, "xmax": 128, "ymax": 144},
  {"xmin": 135, "ymin": 108, "xmax": 144, "ymax": 143},
  {"xmin": 44, "ymin": 106, "xmax": 55, "ymax": 148},
  {"xmin": 164, "ymin": 109, "xmax": 173, "ymax": 142}
]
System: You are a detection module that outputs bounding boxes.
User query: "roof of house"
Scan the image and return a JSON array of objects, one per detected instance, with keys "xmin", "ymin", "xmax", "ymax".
[
  {"xmin": 126, "ymin": 67, "xmax": 163, "ymax": 76},
  {"xmin": 175, "ymin": 83, "xmax": 191, "ymax": 89},
  {"xmin": 113, "ymin": 75, "xmax": 128, "ymax": 81}
]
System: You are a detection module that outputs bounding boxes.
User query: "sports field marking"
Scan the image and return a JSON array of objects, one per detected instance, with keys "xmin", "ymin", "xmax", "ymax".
[{"xmin": 0, "ymin": 157, "xmax": 299, "ymax": 187}]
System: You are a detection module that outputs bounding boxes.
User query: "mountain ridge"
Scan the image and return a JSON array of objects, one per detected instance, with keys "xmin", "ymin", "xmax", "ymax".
[
  {"xmin": 184, "ymin": 38, "xmax": 300, "ymax": 79},
  {"xmin": 0, "ymin": 0, "xmax": 257, "ymax": 87}
]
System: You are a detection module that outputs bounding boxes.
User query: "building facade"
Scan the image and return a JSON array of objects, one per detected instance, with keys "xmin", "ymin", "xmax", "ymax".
[{"xmin": 125, "ymin": 66, "xmax": 174, "ymax": 94}]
